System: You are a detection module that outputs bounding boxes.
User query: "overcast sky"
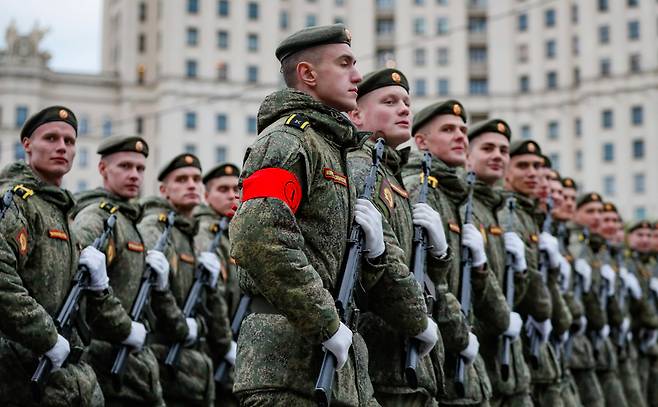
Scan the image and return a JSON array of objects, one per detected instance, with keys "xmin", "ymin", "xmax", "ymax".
[{"xmin": 1, "ymin": 0, "xmax": 102, "ymax": 73}]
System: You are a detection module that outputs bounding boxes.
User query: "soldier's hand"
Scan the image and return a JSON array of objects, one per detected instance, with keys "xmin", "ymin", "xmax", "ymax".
[
  {"xmin": 503, "ymin": 232, "xmax": 527, "ymax": 273},
  {"xmin": 225, "ymin": 341, "xmax": 238, "ymax": 366},
  {"xmin": 322, "ymin": 322, "xmax": 353, "ymax": 370},
  {"xmin": 459, "ymin": 332, "xmax": 479, "ymax": 365},
  {"xmin": 45, "ymin": 334, "xmax": 70, "ymax": 372},
  {"xmin": 640, "ymin": 329, "xmax": 658, "ymax": 353},
  {"xmin": 538, "ymin": 232, "xmax": 561, "ymax": 268},
  {"xmin": 412, "ymin": 203, "xmax": 447, "ymax": 257},
  {"xmin": 599, "ymin": 324, "xmax": 610, "ymax": 340},
  {"xmin": 525, "ymin": 316, "xmax": 552, "ymax": 343},
  {"xmin": 199, "ymin": 251, "xmax": 221, "ymax": 288},
  {"xmin": 575, "ymin": 315, "xmax": 588, "ymax": 336},
  {"xmin": 600, "ymin": 264, "xmax": 616, "ymax": 295},
  {"xmin": 503, "ymin": 312, "xmax": 522, "ymax": 341},
  {"xmin": 461, "ymin": 224, "xmax": 487, "ymax": 268},
  {"xmin": 122, "ymin": 321, "xmax": 147, "ymax": 351},
  {"xmin": 146, "ymin": 250, "xmax": 170, "ymax": 292},
  {"xmin": 185, "ymin": 317, "xmax": 198, "ymax": 346},
  {"xmin": 650, "ymin": 277, "xmax": 658, "ymax": 297},
  {"xmin": 354, "ymin": 198, "xmax": 385, "ymax": 259},
  {"xmin": 620, "ymin": 317, "xmax": 631, "ymax": 338},
  {"xmin": 574, "ymin": 259, "xmax": 593, "ymax": 293},
  {"xmin": 80, "ymin": 246, "xmax": 109, "ymax": 291},
  {"xmin": 558, "ymin": 256, "xmax": 571, "ymax": 293},
  {"xmin": 414, "ymin": 317, "xmax": 439, "ymax": 357},
  {"xmin": 623, "ymin": 271, "xmax": 642, "ymax": 299}
]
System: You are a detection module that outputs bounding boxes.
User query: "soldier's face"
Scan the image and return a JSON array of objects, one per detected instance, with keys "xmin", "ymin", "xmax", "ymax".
[
  {"xmin": 550, "ymin": 180, "xmax": 564, "ymax": 216},
  {"xmin": 311, "ymin": 44, "xmax": 362, "ymax": 112},
  {"xmin": 99, "ymin": 152, "xmax": 145, "ymax": 199},
  {"xmin": 651, "ymin": 229, "xmax": 658, "ymax": 251},
  {"xmin": 629, "ymin": 228, "xmax": 652, "ymax": 252},
  {"xmin": 160, "ymin": 167, "xmax": 202, "ymax": 212},
  {"xmin": 414, "ymin": 115, "xmax": 468, "ymax": 167},
  {"xmin": 349, "ymin": 86, "xmax": 411, "ymax": 148},
  {"xmin": 574, "ymin": 201, "xmax": 603, "ymax": 231},
  {"xmin": 600, "ymin": 211, "xmax": 618, "ymax": 239},
  {"xmin": 22, "ymin": 122, "xmax": 76, "ymax": 186},
  {"xmin": 561, "ymin": 187, "xmax": 576, "ymax": 218},
  {"xmin": 466, "ymin": 133, "xmax": 509, "ymax": 185},
  {"xmin": 205, "ymin": 176, "xmax": 239, "ymax": 216},
  {"xmin": 504, "ymin": 154, "xmax": 543, "ymax": 197},
  {"xmin": 535, "ymin": 168, "xmax": 551, "ymax": 203}
]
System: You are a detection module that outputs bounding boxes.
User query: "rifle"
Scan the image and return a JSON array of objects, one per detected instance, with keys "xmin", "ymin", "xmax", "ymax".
[
  {"xmin": 110, "ymin": 211, "xmax": 176, "ymax": 387},
  {"xmin": 564, "ymin": 227, "xmax": 589, "ymax": 362},
  {"xmin": 404, "ymin": 150, "xmax": 435, "ymax": 389},
  {"xmin": 214, "ymin": 293, "xmax": 251, "ymax": 383},
  {"xmin": 500, "ymin": 197, "xmax": 516, "ymax": 381},
  {"xmin": 529, "ymin": 197, "xmax": 553, "ymax": 368},
  {"xmin": 31, "ymin": 213, "xmax": 117, "ymax": 398},
  {"xmin": 454, "ymin": 171, "xmax": 476, "ymax": 398},
  {"xmin": 590, "ymin": 248, "xmax": 613, "ymax": 356},
  {"xmin": 613, "ymin": 245, "xmax": 629, "ymax": 351},
  {"xmin": 0, "ymin": 188, "xmax": 15, "ymax": 220},
  {"xmin": 314, "ymin": 138, "xmax": 385, "ymax": 407},
  {"xmin": 163, "ymin": 216, "xmax": 229, "ymax": 371}
]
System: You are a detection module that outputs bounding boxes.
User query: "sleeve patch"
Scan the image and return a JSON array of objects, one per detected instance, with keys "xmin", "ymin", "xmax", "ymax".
[
  {"xmin": 529, "ymin": 233, "xmax": 539, "ymax": 243},
  {"xmin": 449, "ymin": 223, "xmax": 461, "ymax": 234},
  {"xmin": 48, "ymin": 229, "xmax": 69, "ymax": 241},
  {"xmin": 322, "ymin": 168, "xmax": 348, "ymax": 187},
  {"xmin": 16, "ymin": 227, "xmax": 28, "ymax": 256},
  {"xmin": 379, "ymin": 179, "xmax": 395, "ymax": 210},
  {"xmin": 242, "ymin": 167, "xmax": 303, "ymax": 214},
  {"xmin": 489, "ymin": 225, "xmax": 503, "ymax": 236}
]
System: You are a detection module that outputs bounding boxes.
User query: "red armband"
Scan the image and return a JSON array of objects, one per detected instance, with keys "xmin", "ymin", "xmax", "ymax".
[{"xmin": 242, "ymin": 168, "xmax": 302, "ymax": 214}]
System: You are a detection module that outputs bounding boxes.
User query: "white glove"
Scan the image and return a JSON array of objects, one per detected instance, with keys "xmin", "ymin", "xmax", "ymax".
[
  {"xmin": 624, "ymin": 271, "xmax": 642, "ymax": 299},
  {"xmin": 600, "ymin": 264, "xmax": 616, "ymax": 295},
  {"xmin": 79, "ymin": 246, "xmax": 109, "ymax": 291},
  {"xmin": 575, "ymin": 315, "xmax": 588, "ymax": 336},
  {"xmin": 503, "ymin": 312, "xmax": 522, "ymax": 341},
  {"xmin": 354, "ymin": 199, "xmax": 385, "ymax": 258},
  {"xmin": 504, "ymin": 232, "xmax": 527, "ymax": 273},
  {"xmin": 460, "ymin": 332, "xmax": 480, "ymax": 364},
  {"xmin": 121, "ymin": 321, "xmax": 147, "ymax": 351},
  {"xmin": 650, "ymin": 278, "xmax": 658, "ymax": 297},
  {"xmin": 599, "ymin": 324, "xmax": 610, "ymax": 340},
  {"xmin": 412, "ymin": 203, "xmax": 448, "ymax": 257},
  {"xmin": 558, "ymin": 256, "xmax": 571, "ymax": 293},
  {"xmin": 225, "ymin": 341, "xmax": 237, "ymax": 366},
  {"xmin": 539, "ymin": 232, "xmax": 561, "ymax": 269},
  {"xmin": 146, "ymin": 250, "xmax": 170, "ymax": 292},
  {"xmin": 199, "ymin": 251, "xmax": 220, "ymax": 289},
  {"xmin": 45, "ymin": 334, "xmax": 70, "ymax": 372},
  {"xmin": 525, "ymin": 316, "xmax": 553, "ymax": 344},
  {"xmin": 322, "ymin": 322, "xmax": 353, "ymax": 370},
  {"xmin": 620, "ymin": 317, "xmax": 631, "ymax": 338},
  {"xmin": 640, "ymin": 329, "xmax": 658, "ymax": 353},
  {"xmin": 185, "ymin": 317, "xmax": 198, "ymax": 346},
  {"xmin": 414, "ymin": 317, "xmax": 439, "ymax": 357},
  {"xmin": 461, "ymin": 224, "xmax": 487, "ymax": 268},
  {"xmin": 559, "ymin": 331, "xmax": 569, "ymax": 345},
  {"xmin": 574, "ymin": 259, "xmax": 593, "ymax": 293}
]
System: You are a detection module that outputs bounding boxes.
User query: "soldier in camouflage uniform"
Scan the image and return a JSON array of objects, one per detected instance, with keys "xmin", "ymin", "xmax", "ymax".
[
  {"xmin": 70, "ymin": 136, "xmax": 167, "ymax": 406},
  {"xmin": 497, "ymin": 140, "xmax": 562, "ymax": 407},
  {"xmin": 139, "ymin": 153, "xmax": 227, "ymax": 407},
  {"xmin": 403, "ymin": 101, "xmax": 513, "ymax": 406},
  {"xmin": 347, "ymin": 68, "xmax": 441, "ymax": 406},
  {"xmin": 194, "ymin": 163, "xmax": 241, "ymax": 407},
  {"xmin": 0, "ymin": 106, "xmax": 108, "ymax": 407},
  {"xmin": 465, "ymin": 119, "xmax": 531, "ymax": 407},
  {"xmin": 229, "ymin": 25, "xmax": 430, "ymax": 406}
]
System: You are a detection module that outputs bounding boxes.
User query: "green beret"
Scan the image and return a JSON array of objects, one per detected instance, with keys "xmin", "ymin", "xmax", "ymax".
[
  {"xmin": 467, "ymin": 118, "xmax": 511, "ymax": 142},
  {"xmin": 357, "ymin": 68, "xmax": 409, "ymax": 99},
  {"xmin": 20, "ymin": 105, "xmax": 77, "ymax": 141},
  {"xmin": 509, "ymin": 139, "xmax": 542, "ymax": 157},
  {"xmin": 158, "ymin": 153, "xmax": 201, "ymax": 181},
  {"xmin": 203, "ymin": 163, "xmax": 240, "ymax": 185},
  {"xmin": 412, "ymin": 100, "xmax": 466, "ymax": 135},
  {"xmin": 540, "ymin": 154, "xmax": 552, "ymax": 169},
  {"xmin": 561, "ymin": 177, "xmax": 577, "ymax": 190},
  {"xmin": 97, "ymin": 136, "xmax": 149, "ymax": 158},
  {"xmin": 576, "ymin": 192, "xmax": 602, "ymax": 209},
  {"xmin": 548, "ymin": 169, "xmax": 561, "ymax": 181},
  {"xmin": 275, "ymin": 24, "xmax": 352, "ymax": 62},
  {"xmin": 602, "ymin": 201, "xmax": 618, "ymax": 213},
  {"xmin": 628, "ymin": 220, "xmax": 652, "ymax": 233}
]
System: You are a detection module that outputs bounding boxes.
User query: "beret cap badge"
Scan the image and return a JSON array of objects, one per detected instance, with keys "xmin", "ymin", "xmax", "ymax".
[
  {"xmin": 391, "ymin": 72, "xmax": 401, "ymax": 83},
  {"xmin": 135, "ymin": 141, "xmax": 144, "ymax": 152},
  {"xmin": 452, "ymin": 104, "xmax": 462, "ymax": 116},
  {"xmin": 527, "ymin": 143, "xmax": 536, "ymax": 152},
  {"xmin": 497, "ymin": 122, "xmax": 506, "ymax": 133},
  {"xmin": 344, "ymin": 28, "xmax": 352, "ymax": 41},
  {"xmin": 58, "ymin": 109, "xmax": 69, "ymax": 119}
]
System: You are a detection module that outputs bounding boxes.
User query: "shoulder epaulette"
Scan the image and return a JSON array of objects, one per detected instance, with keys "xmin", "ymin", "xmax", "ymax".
[
  {"xmin": 284, "ymin": 113, "xmax": 311, "ymax": 130},
  {"xmin": 209, "ymin": 222, "xmax": 220, "ymax": 233},
  {"xmin": 419, "ymin": 173, "xmax": 439, "ymax": 189},
  {"xmin": 99, "ymin": 201, "xmax": 119, "ymax": 214},
  {"xmin": 158, "ymin": 212, "xmax": 168, "ymax": 223},
  {"xmin": 12, "ymin": 184, "xmax": 34, "ymax": 200}
]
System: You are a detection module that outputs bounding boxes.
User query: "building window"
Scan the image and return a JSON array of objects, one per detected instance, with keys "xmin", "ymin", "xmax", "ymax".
[
  {"xmin": 518, "ymin": 13, "xmax": 528, "ymax": 32},
  {"xmin": 634, "ymin": 207, "xmax": 646, "ymax": 220},
  {"xmin": 186, "ymin": 60, "xmax": 198, "ymax": 78},
  {"xmin": 279, "ymin": 10, "xmax": 289, "ymax": 29},
  {"xmin": 136, "ymin": 116, "xmax": 143, "ymax": 134},
  {"xmin": 574, "ymin": 118, "xmax": 582, "ymax": 137},
  {"xmin": 545, "ymin": 9, "xmax": 556, "ymax": 28},
  {"xmin": 217, "ymin": 31, "xmax": 229, "ymax": 49},
  {"xmin": 629, "ymin": 54, "xmax": 641, "ymax": 73},
  {"xmin": 436, "ymin": 47, "xmax": 449, "ymax": 65},
  {"xmin": 521, "ymin": 125, "xmax": 531, "ymax": 140},
  {"xmin": 306, "ymin": 14, "xmax": 317, "ymax": 27},
  {"xmin": 187, "ymin": 27, "xmax": 198, "ymax": 46},
  {"xmin": 216, "ymin": 114, "xmax": 228, "ymax": 132},
  {"xmin": 247, "ymin": 116, "xmax": 257, "ymax": 134},
  {"xmin": 415, "ymin": 0, "xmax": 425, "ymax": 4},
  {"xmin": 469, "ymin": 47, "xmax": 487, "ymax": 63},
  {"xmin": 631, "ymin": 105, "xmax": 643, "ymax": 125},
  {"xmin": 546, "ymin": 71, "xmax": 558, "ymax": 89},
  {"xmin": 628, "ymin": 20, "xmax": 640, "ymax": 40},
  {"xmin": 217, "ymin": 62, "xmax": 228, "ymax": 81},
  {"xmin": 187, "ymin": 0, "xmax": 199, "ymax": 14},
  {"xmin": 598, "ymin": 0, "xmax": 609, "ymax": 12},
  {"xmin": 436, "ymin": 17, "xmax": 449, "ymax": 35},
  {"xmin": 184, "ymin": 143, "xmax": 197, "ymax": 155},
  {"xmin": 185, "ymin": 112, "xmax": 197, "ymax": 130},
  {"xmin": 628, "ymin": 0, "xmax": 638, "ymax": 7},
  {"xmin": 376, "ymin": 0, "xmax": 394, "ymax": 10},
  {"xmin": 215, "ymin": 147, "xmax": 227, "ymax": 163},
  {"xmin": 247, "ymin": 65, "xmax": 259, "ymax": 83},
  {"xmin": 79, "ymin": 117, "xmax": 89, "ymax": 135},
  {"xmin": 469, "ymin": 78, "xmax": 488, "ymax": 95},
  {"xmin": 138, "ymin": 33, "xmax": 146, "ymax": 52},
  {"xmin": 468, "ymin": 17, "xmax": 486, "ymax": 33},
  {"xmin": 247, "ymin": 33, "xmax": 259, "ymax": 51},
  {"xmin": 518, "ymin": 44, "xmax": 528, "ymax": 62},
  {"xmin": 437, "ymin": 79, "xmax": 449, "ymax": 96},
  {"xmin": 414, "ymin": 18, "xmax": 426, "ymax": 35},
  {"xmin": 633, "ymin": 173, "xmax": 645, "ymax": 193},
  {"xmin": 414, "ymin": 48, "xmax": 426, "ymax": 66},
  {"xmin": 414, "ymin": 79, "xmax": 427, "ymax": 96},
  {"xmin": 336, "ymin": 0, "xmax": 345, "ymax": 6},
  {"xmin": 600, "ymin": 58, "xmax": 611, "ymax": 76},
  {"xmin": 573, "ymin": 67, "xmax": 580, "ymax": 85},
  {"xmin": 547, "ymin": 121, "xmax": 559, "ymax": 140},
  {"xmin": 519, "ymin": 75, "xmax": 530, "ymax": 93},
  {"xmin": 571, "ymin": 4, "xmax": 578, "ymax": 23},
  {"xmin": 247, "ymin": 2, "xmax": 259, "ymax": 20},
  {"xmin": 601, "ymin": 109, "xmax": 613, "ymax": 129},
  {"xmin": 603, "ymin": 175, "xmax": 615, "ymax": 196},
  {"xmin": 545, "ymin": 39, "xmax": 556, "ymax": 59},
  {"xmin": 139, "ymin": 2, "xmax": 147, "ymax": 22},
  {"xmin": 632, "ymin": 139, "xmax": 644, "ymax": 159},
  {"xmin": 15, "ymin": 106, "xmax": 28, "ymax": 128},
  {"xmin": 76, "ymin": 180, "xmax": 88, "ymax": 193},
  {"xmin": 14, "ymin": 142, "xmax": 25, "ymax": 160},
  {"xmin": 572, "ymin": 36, "xmax": 579, "ymax": 56},
  {"xmin": 598, "ymin": 25, "xmax": 610, "ymax": 44},
  {"xmin": 102, "ymin": 119, "xmax": 112, "ymax": 137},
  {"xmin": 78, "ymin": 148, "xmax": 88, "ymax": 168},
  {"xmin": 377, "ymin": 18, "xmax": 395, "ymax": 34},
  {"xmin": 334, "ymin": 16, "xmax": 344, "ymax": 24},
  {"xmin": 575, "ymin": 150, "xmax": 583, "ymax": 170},
  {"xmin": 376, "ymin": 49, "xmax": 395, "ymax": 66},
  {"xmin": 603, "ymin": 143, "xmax": 614, "ymax": 162},
  {"xmin": 548, "ymin": 153, "xmax": 560, "ymax": 170},
  {"xmin": 218, "ymin": 0, "xmax": 229, "ymax": 16}
]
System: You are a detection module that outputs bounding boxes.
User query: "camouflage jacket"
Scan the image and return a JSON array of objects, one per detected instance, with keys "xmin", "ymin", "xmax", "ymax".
[
  {"xmin": 627, "ymin": 251, "xmax": 658, "ymax": 357},
  {"xmin": 229, "ymin": 89, "xmax": 426, "ymax": 404},
  {"xmin": 403, "ymin": 152, "xmax": 493, "ymax": 404},
  {"xmin": 348, "ymin": 141, "xmax": 439, "ymax": 398}
]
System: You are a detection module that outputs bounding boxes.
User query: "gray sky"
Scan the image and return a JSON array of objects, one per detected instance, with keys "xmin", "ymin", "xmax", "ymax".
[{"xmin": 1, "ymin": 0, "xmax": 102, "ymax": 73}]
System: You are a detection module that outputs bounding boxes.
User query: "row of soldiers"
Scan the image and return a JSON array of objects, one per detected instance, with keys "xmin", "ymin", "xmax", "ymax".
[{"xmin": 1, "ymin": 22, "xmax": 658, "ymax": 407}]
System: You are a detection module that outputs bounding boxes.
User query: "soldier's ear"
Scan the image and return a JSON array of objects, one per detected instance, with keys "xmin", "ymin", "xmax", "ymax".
[
  {"xmin": 159, "ymin": 183, "xmax": 167, "ymax": 198},
  {"xmin": 22, "ymin": 137, "xmax": 31, "ymax": 154},
  {"xmin": 347, "ymin": 108, "xmax": 362, "ymax": 126},
  {"xmin": 297, "ymin": 61, "xmax": 317, "ymax": 88},
  {"xmin": 414, "ymin": 133, "xmax": 427, "ymax": 151}
]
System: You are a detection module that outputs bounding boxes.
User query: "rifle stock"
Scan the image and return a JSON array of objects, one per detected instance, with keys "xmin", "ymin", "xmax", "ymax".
[
  {"xmin": 214, "ymin": 294, "xmax": 252, "ymax": 383},
  {"xmin": 500, "ymin": 197, "xmax": 516, "ymax": 381}
]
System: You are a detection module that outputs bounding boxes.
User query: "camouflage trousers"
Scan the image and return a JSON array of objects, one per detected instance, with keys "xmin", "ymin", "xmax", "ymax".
[
  {"xmin": 152, "ymin": 344, "xmax": 215, "ymax": 407},
  {"xmin": 239, "ymin": 390, "xmax": 381, "ymax": 406},
  {"xmin": 571, "ymin": 368, "xmax": 604, "ymax": 407},
  {"xmin": 596, "ymin": 369, "xmax": 627, "ymax": 407},
  {"xmin": 374, "ymin": 390, "xmax": 438, "ymax": 406},
  {"xmin": 617, "ymin": 350, "xmax": 647, "ymax": 407},
  {"xmin": 559, "ymin": 369, "xmax": 581, "ymax": 407},
  {"xmin": 638, "ymin": 354, "xmax": 658, "ymax": 407},
  {"xmin": 489, "ymin": 391, "xmax": 533, "ymax": 407}
]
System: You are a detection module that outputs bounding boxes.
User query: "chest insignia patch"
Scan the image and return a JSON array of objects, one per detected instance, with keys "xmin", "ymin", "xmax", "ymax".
[
  {"xmin": 489, "ymin": 225, "xmax": 503, "ymax": 236},
  {"xmin": 389, "ymin": 182, "xmax": 408, "ymax": 199},
  {"xmin": 127, "ymin": 242, "xmax": 145, "ymax": 252},
  {"xmin": 106, "ymin": 239, "xmax": 116, "ymax": 265},
  {"xmin": 449, "ymin": 223, "xmax": 461, "ymax": 234},
  {"xmin": 322, "ymin": 168, "xmax": 348, "ymax": 187},
  {"xmin": 529, "ymin": 233, "xmax": 539, "ymax": 243},
  {"xmin": 380, "ymin": 179, "xmax": 395, "ymax": 210},
  {"xmin": 16, "ymin": 227, "xmax": 28, "ymax": 256},
  {"xmin": 180, "ymin": 253, "xmax": 195, "ymax": 264},
  {"xmin": 48, "ymin": 229, "xmax": 68, "ymax": 241}
]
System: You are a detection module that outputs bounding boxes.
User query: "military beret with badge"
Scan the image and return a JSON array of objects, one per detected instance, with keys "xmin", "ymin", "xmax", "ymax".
[
  {"xmin": 576, "ymin": 192, "xmax": 602, "ymax": 209},
  {"xmin": 602, "ymin": 201, "xmax": 618, "ymax": 213},
  {"xmin": 561, "ymin": 177, "xmax": 577, "ymax": 190},
  {"xmin": 509, "ymin": 139, "xmax": 542, "ymax": 157},
  {"xmin": 20, "ymin": 105, "xmax": 77, "ymax": 141},
  {"xmin": 158, "ymin": 153, "xmax": 202, "ymax": 181},
  {"xmin": 357, "ymin": 68, "xmax": 409, "ymax": 99},
  {"xmin": 275, "ymin": 23, "xmax": 352, "ymax": 62},
  {"xmin": 97, "ymin": 135, "xmax": 149, "ymax": 158},
  {"xmin": 628, "ymin": 220, "xmax": 652, "ymax": 233},
  {"xmin": 412, "ymin": 99, "xmax": 466, "ymax": 135},
  {"xmin": 203, "ymin": 163, "xmax": 240, "ymax": 185},
  {"xmin": 467, "ymin": 118, "xmax": 511, "ymax": 142}
]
